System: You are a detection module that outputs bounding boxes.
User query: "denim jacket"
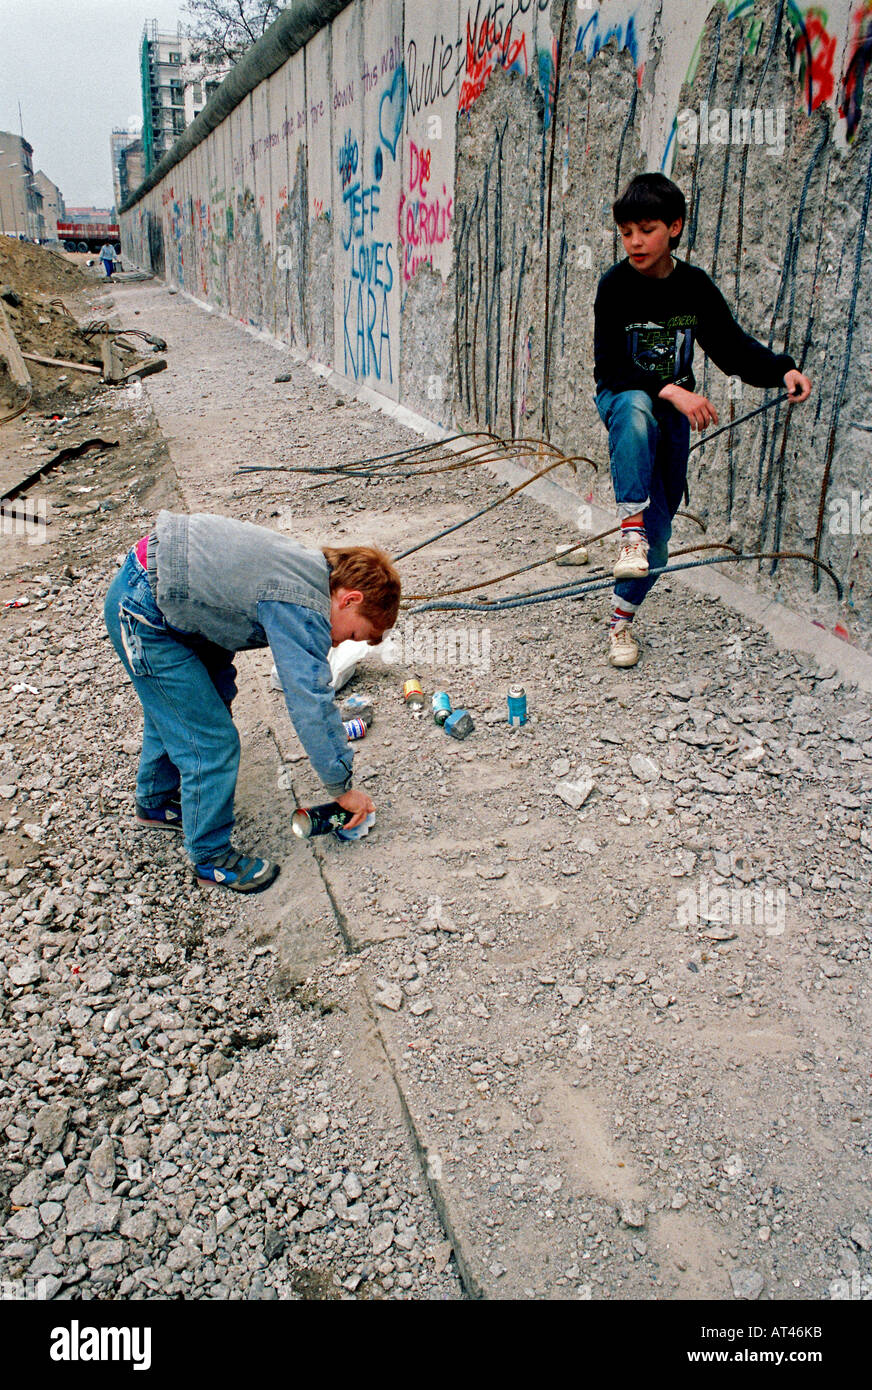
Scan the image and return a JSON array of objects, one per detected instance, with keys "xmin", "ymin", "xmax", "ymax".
[{"xmin": 149, "ymin": 511, "xmax": 352, "ymax": 796}]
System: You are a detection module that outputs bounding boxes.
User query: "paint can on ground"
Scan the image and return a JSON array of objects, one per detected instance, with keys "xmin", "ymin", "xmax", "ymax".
[
  {"xmin": 507, "ymin": 685, "xmax": 528, "ymax": 726},
  {"xmin": 432, "ymin": 691, "xmax": 452, "ymax": 726},
  {"xmin": 292, "ymin": 802, "xmax": 353, "ymax": 839},
  {"xmin": 403, "ymin": 676, "xmax": 425, "ymax": 715}
]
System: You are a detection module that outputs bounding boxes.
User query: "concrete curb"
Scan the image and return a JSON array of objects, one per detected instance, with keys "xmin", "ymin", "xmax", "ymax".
[{"xmin": 357, "ymin": 977, "xmax": 486, "ymax": 1299}]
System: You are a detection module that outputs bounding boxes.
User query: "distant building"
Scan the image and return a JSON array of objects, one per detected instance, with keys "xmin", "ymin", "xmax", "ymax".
[
  {"xmin": 110, "ymin": 129, "xmax": 141, "ymax": 212},
  {"xmin": 33, "ymin": 170, "xmax": 65, "ymax": 241},
  {"xmin": 118, "ymin": 139, "xmax": 146, "ymax": 208},
  {"xmin": 0, "ymin": 130, "xmax": 42, "ymax": 239},
  {"xmin": 140, "ymin": 22, "xmax": 232, "ymax": 176}
]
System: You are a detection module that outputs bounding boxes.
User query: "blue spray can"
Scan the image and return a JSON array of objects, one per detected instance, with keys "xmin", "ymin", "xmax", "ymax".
[
  {"xmin": 507, "ymin": 685, "xmax": 527, "ymax": 726},
  {"xmin": 432, "ymin": 691, "xmax": 452, "ymax": 726}
]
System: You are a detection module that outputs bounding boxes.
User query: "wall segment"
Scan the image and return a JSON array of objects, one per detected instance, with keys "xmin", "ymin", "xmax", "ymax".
[{"xmin": 121, "ymin": 0, "xmax": 872, "ymax": 639}]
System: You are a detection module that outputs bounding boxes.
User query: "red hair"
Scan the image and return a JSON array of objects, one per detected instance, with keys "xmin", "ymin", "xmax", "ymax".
[{"xmin": 322, "ymin": 545, "xmax": 401, "ymax": 630}]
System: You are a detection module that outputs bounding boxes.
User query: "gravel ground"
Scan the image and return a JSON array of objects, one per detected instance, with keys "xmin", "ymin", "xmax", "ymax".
[{"xmin": 1, "ymin": 275, "xmax": 870, "ymax": 1301}]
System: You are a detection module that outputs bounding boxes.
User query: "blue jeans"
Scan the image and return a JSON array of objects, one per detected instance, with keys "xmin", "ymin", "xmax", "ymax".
[
  {"xmin": 104, "ymin": 551, "xmax": 240, "ymax": 863},
  {"xmin": 595, "ymin": 386, "xmax": 690, "ymax": 608}
]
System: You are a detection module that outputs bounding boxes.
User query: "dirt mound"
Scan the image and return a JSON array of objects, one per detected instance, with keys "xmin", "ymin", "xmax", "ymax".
[
  {"xmin": 0, "ymin": 240, "xmax": 103, "ymax": 416},
  {"xmin": 0, "ymin": 236, "xmax": 89, "ymax": 298}
]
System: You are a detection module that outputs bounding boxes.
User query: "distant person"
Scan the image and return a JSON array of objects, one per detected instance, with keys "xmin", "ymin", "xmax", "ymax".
[
  {"xmin": 98, "ymin": 241, "xmax": 117, "ymax": 279},
  {"xmin": 593, "ymin": 172, "xmax": 811, "ymax": 669}
]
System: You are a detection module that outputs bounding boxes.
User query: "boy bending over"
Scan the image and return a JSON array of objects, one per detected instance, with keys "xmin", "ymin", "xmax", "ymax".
[{"xmin": 104, "ymin": 511, "xmax": 400, "ymax": 892}]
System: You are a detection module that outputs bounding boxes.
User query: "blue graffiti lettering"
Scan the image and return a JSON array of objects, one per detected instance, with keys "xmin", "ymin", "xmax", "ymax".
[
  {"xmin": 343, "ymin": 276, "xmax": 393, "ymax": 382},
  {"xmin": 575, "ymin": 13, "xmax": 639, "ymax": 68},
  {"xmin": 341, "ymin": 182, "xmax": 382, "ymax": 249},
  {"xmin": 338, "ymin": 129, "xmax": 359, "ymax": 190}
]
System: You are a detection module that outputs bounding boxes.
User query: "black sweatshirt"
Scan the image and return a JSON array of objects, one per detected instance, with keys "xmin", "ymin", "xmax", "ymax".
[{"xmin": 593, "ymin": 258, "xmax": 796, "ymax": 398}]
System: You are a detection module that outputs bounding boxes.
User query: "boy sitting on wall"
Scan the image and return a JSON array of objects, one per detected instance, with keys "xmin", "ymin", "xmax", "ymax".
[
  {"xmin": 104, "ymin": 511, "xmax": 400, "ymax": 892},
  {"xmin": 593, "ymin": 172, "xmax": 811, "ymax": 669}
]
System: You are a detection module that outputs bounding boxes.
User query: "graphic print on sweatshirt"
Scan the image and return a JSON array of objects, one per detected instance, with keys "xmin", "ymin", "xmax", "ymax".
[{"xmin": 627, "ymin": 316, "xmax": 696, "ymax": 387}]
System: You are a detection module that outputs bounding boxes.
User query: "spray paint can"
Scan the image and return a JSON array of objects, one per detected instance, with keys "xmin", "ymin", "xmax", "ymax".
[
  {"xmin": 432, "ymin": 691, "xmax": 452, "ymax": 726},
  {"xmin": 343, "ymin": 718, "xmax": 367, "ymax": 741},
  {"xmin": 291, "ymin": 802, "xmax": 354, "ymax": 839},
  {"xmin": 507, "ymin": 685, "xmax": 527, "ymax": 726},
  {"xmin": 403, "ymin": 676, "xmax": 425, "ymax": 715}
]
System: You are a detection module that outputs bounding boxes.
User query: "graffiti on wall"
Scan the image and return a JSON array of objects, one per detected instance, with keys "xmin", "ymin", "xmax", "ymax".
[
  {"xmin": 786, "ymin": 1, "xmax": 838, "ymax": 111},
  {"xmin": 406, "ymin": 27, "xmax": 464, "ymax": 122},
  {"xmin": 840, "ymin": 0, "xmax": 872, "ymax": 139},
  {"xmin": 340, "ymin": 59, "xmax": 404, "ymax": 382},
  {"xmin": 119, "ymin": 0, "xmax": 868, "ymax": 622},
  {"xmin": 574, "ymin": 6, "xmax": 642, "ymax": 82},
  {"xmin": 398, "ymin": 139, "xmax": 454, "ymax": 281},
  {"xmin": 459, "ymin": 1, "xmax": 531, "ymax": 111}
]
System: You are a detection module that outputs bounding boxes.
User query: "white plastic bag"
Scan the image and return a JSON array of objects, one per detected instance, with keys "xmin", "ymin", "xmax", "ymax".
[{"xmin": 270, "ymin": 638, "xmax": 384, "ymax": 695}]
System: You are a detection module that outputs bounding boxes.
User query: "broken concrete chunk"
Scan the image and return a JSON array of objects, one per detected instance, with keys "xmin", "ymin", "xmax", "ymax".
[
  {"xmin": 554, "ymin": 777, "xmax": 594, "ymax": 810},
  {"xmin": 374, "ymin": 982, "xmax": 403, "ymax": 1012}
]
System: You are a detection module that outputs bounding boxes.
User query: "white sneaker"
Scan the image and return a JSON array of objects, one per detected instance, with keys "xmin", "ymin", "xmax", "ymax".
[
  {"xmin": 608, "ymin": 620, "xmax": 640, "ymax": 668},
  {"xmin": 613, "ymin": 537, "xmax": 649, "ymax": 579}
]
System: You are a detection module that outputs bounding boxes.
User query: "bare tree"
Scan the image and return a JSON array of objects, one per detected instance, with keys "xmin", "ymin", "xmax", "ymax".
[{"xmin": 183, "ymin": 0, "xmax": 286, "ymax": 63}]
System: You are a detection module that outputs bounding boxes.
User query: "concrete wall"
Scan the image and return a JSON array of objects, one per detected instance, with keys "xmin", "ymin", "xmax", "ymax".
[{"xmin": 121, "ymin": 0, "xmax": 872, "ymax": 642}]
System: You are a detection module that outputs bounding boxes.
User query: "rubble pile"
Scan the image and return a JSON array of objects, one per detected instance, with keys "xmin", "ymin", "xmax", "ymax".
[{"xmin": 0, "ymin": 241, "xmax": 105, "ymax": 416}]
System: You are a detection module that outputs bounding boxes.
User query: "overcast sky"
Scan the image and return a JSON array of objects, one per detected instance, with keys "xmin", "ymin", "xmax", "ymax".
[{"xmin": 0, "ymin": 0, "xmax": 188, "ymax": 209}]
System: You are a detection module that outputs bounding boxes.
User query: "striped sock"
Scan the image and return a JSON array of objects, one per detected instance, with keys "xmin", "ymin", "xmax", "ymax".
[
  {"xmin": 621, "ymin": 518, "xmax": 647, "ymax": 543},
  {"xmin": 610, "ymin": 597, "xmax": 637, "ymax": 630}
]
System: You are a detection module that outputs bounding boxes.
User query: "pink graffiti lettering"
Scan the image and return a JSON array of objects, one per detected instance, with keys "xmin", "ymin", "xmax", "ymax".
[
  {"xmin": 409, "ymin": 140, "xmax": 432, "ymax": 196},
  {"xmin": 380, "ymin": 35, "xmax": 402, "ymax": 75},
  {"xmin": 333, "ymin": 80, "xmax": 355, "ymax": 111},
  {"xmin": 398, "ymin": 182, "xmax": 453, "ymax": 281}
]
